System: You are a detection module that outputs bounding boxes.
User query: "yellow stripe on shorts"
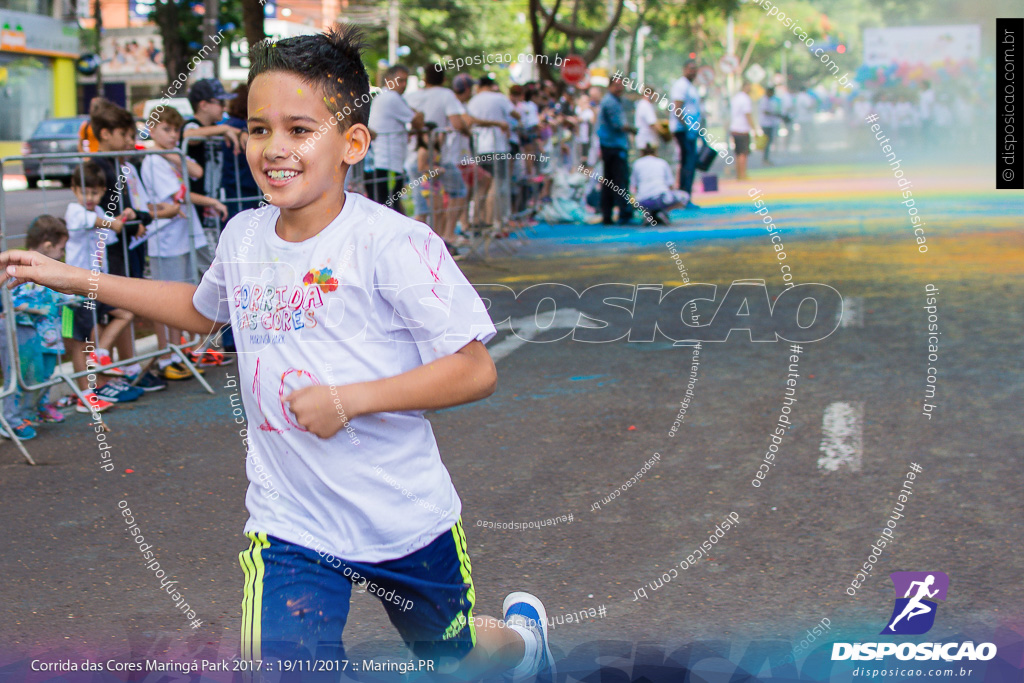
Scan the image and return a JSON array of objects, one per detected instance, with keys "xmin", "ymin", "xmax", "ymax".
[
  {"xmin": 239, "ymin": 532, "xmax": 269, "ymax": 662},
  {"xmin": 451, "ymin": 518, "xmax": 477, "ymax": 647}
]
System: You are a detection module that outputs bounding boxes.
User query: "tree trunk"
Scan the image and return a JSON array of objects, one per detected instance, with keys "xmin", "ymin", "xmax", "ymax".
[
  {"xmin": 153, "ymin": 0, "xmax": 187, "ymax": 86},
  {"xmin": 241, "ymin": 0, "xmax": 266, "ymax": 47},
  {"xmin": 530, "ymin": 0, "xmax": 625, "ymax": 80}
]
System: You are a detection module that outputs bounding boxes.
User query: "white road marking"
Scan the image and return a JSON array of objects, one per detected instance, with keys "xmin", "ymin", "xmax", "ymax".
[
  {"xmin": 817, "ymin": 401, "xmax": 864, "ymax": 472},
  {"xmin": 487, "ymin": 307, "xmax": 582, "ymax": 362},
  {"xmin": 838, "ymin": 296, "xmax": 864, "ymax": 328}
]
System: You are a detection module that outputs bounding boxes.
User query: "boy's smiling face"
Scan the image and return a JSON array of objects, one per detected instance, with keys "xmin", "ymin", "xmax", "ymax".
[{"xmin": 247, "ymin": 71, "xmax": 369, "ymax": 215}]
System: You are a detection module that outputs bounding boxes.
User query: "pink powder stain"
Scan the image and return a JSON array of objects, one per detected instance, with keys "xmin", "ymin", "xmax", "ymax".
[{"xmin": 406, "ymin": 234, "xmax": 446, "ymax": 303}]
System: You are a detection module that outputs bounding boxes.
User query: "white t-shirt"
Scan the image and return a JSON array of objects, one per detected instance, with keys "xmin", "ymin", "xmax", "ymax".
[
  {"xmin": 141, "ymin": 154, "xmax": 208, "ymax": 258},
  {"xmin": 631, "ymin": 155, "xmax": 675, "ymax": 201},
  {"xmin": 519, "ymin": 100, "xmax": 540, "ymax": 129},
  {"xmin": 64, "ymin": 203, "xmax": 117, "ymax": 272},
  {"xmin": 577, "ymin": 106, "xmax": 595, "ymax": 144},
  {"xmin": 730, "ymin": 92, "xmax": 753, "ymax": 133},
  {"xmin": 192, "ymin": 192, "xmax": 498, "ymax": 562},
  {"xmin": 368, "ymin": 89, "xmax": 416, "ymax": 172},
  {"xmin": 406, "ymin": 87, "xmax": 467, "ymax": 166},
  {"xmin": 468, "ymin": 90, "xmax": 513, "ymax": 154},
  {"xmin": 669, "ymin": 76, "xmax": 700, "ymax": 133},
  {"xmin": 634, "ymin": 98, "xmax": 660, "ymax": 151}
]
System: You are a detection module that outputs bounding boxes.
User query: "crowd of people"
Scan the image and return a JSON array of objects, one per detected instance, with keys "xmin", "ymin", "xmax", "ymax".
[
  {"xmin": 1, "ymin": 55, "xmax": 776, "ymax": 440},
  {"xmin": 7, "ymin": 52, "xmax": 958, "ymax": 441},
  {"xmin": 356, "ymin": 57, "xmax": 851, "ymax": 238},
  {"xmin": 1, "ymin": 79, "xmax": 246, "ymax": 439}
]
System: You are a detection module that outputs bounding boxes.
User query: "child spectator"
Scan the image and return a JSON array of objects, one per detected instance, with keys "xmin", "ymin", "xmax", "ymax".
[
  {"xmin": 220, "ymin": 84, "xmax": 261, "ymax": 222},
  {"xmin": 0, "ymin": 217, "xmax": 72, "ymax": 438},
  {"xmin": 183, "ymin": 78, "xmax": 241, "ymax": 233},
  {"xmin": 65, "ymin": 163, "xmax": 148, "ymax": 410},
  {"xmin": 142, "ymin": 106, "xmax": 227, "ymax": 380},
  {"xmin": 405, "ymin": 125, "xmax": 443, "ymax": 230},
  {"xmin": 0, "ymin": 26, "xmax": 554, "ymax": 679},
  {"xmin": 77, "ymin": 98, "xmax": 105, "ymax": 154},
  {"xmin": 631, "ymin": 143, "xmax": 689, "ymax": 226},
  {"xmin": 90, "ymin": 100, "xmax": 179, "ymax": 392},
  {"xmin": 183, "ymin": 80, "xmax": 239, "ymax": 360}
]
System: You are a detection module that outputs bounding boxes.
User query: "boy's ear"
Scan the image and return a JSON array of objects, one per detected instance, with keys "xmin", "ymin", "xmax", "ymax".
[
  {"xmin": 98, "ymin": 128, "xmax": 113, "ymax": 143},
  {"xmin": 342, "ymin": 124, "xmax": 371, "ymax": 165}
]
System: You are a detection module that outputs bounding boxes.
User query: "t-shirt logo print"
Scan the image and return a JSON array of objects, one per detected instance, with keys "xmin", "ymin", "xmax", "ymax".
[
  {"xmin": 302, "ymin": 266, "xmax": 339, "ymax": 293},
  {"xmin": 881, "ymin": 571, "xmax": 949, "ymax": 635}
]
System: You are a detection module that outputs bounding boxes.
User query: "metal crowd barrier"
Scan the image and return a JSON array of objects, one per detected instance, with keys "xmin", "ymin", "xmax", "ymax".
[
  {"xmin": 0, "ymin": 148, "xmax": 217, "ymax": 464},
  {"xmin": 353, "ymin": 128, "xmax": 552, "ymax": 260},
  {"xmin": 0, "ymin": 289, "xmax": 34, "ymax": 463}
]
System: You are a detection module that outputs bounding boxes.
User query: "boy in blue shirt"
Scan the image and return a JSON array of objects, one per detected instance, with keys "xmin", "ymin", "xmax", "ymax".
[{"xmin": 0, "ymin": 25, "xmax": 552, "ymax": 680}]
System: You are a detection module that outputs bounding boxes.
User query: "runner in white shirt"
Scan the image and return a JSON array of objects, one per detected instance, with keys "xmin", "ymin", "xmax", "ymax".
[{"xmin": 0, "ymin": 30, "xmax": 558, "ymax": 679}]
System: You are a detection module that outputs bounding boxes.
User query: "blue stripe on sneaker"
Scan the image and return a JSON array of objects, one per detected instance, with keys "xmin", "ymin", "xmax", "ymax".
[{"xmin": 506, "ymin": 602, "xmax": 541, "ymax": 625}]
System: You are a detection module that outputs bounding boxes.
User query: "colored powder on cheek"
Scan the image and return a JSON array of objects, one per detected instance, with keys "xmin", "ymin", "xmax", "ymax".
[{"xmin": 298, "ymin": 89, "xmax": 303, "ymax": 95}]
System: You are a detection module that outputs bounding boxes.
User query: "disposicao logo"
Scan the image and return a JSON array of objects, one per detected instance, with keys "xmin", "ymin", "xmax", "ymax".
[
  {"xmin": 881, "ymin": 571, "xmax": 948, "ymax": 635},
  {"xmin": 832, "ymin": 571, "xmax": 997, "ymax": 662}
]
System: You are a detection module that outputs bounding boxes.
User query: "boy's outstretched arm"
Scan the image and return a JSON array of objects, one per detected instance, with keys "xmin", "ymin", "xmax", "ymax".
[
  {"xmin": 0, "ymin": 250, "xmax": 222, "ymax": 337},
  {"xmin": 286, "ymin": 341, "xmax": 497, "ymax": 439}
]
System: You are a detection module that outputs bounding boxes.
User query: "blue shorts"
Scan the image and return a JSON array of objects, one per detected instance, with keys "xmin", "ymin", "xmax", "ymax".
[{"xmin": 239, "ymin": 519, "xmax": 477, "ymax": 665}]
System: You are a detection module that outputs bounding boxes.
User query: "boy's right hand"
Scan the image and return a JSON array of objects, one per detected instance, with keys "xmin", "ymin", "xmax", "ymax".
[{"xmin": 0, "ymin": 250, "xmax": 78, "ymax": 294}]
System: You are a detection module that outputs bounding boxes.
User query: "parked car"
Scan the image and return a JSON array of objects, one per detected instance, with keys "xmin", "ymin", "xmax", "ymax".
[{"xmin": 21, "ymin": 116, "xmax": 89, "ymax": 188}]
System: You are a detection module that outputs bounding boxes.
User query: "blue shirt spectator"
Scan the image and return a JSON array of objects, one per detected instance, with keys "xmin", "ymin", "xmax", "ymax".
[{"xmin": 597, "ymin": 90, "xmax": 629, "ymax": 149}]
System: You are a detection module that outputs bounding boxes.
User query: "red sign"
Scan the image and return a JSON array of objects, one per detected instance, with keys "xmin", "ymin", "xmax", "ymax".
[{"xmin": 561, "ymin": 55, "xmax": 587, "ymax": 85}]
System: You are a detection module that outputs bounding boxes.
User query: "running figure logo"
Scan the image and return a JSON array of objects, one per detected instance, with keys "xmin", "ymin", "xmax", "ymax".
[{"xmin": 881, "ymin": 571, "xmax": 949, "ymax": 635}]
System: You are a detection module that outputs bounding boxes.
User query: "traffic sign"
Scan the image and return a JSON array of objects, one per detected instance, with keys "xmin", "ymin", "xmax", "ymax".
[
  {"xmin": 561, "ymin": 54, "xmax": 587, "ymax": 85},
  {"xmin": 719, "ymin": 54, "xmax": 739, "ymax": 73},
  {"xmin": 696, "ymin": 65, "xmax": 715, "ymax": 87},
  {"xmin": 745, "ymin": 63, "xmax": 766, "ymax": 83}
]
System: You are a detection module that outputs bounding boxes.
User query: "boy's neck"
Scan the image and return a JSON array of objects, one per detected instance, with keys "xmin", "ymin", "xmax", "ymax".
[
  {"xmin": 275, "ymin": 192, "xmax": 347, "ymax": 243},
  {"xmin": 195, "ymin": 113, "xmax": 218, "ymax": 126}
]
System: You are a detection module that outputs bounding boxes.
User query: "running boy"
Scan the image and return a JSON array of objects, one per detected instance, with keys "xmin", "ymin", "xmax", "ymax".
[{"xmin": 0, "ymin": 26, "xmax": 553, "ymax": 680}]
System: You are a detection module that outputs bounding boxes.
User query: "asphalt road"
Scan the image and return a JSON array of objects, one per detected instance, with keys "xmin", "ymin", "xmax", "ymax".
[{"xmin": 0, "ymin": 155, "xmax": 1021, "ymax": 682}]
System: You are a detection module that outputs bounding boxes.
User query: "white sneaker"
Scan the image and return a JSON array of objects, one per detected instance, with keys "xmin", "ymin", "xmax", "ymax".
[{"xmin": 503, "ymin": 591, "xmax": 554, "ymax": 682}]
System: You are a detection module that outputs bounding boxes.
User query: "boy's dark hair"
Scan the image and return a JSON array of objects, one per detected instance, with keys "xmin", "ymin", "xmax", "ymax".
[
  {"xmin": 248, "ymin": 24, "xmax": 371, "ymax": 128},
  {"xmin": 157, "ymin": 106, "xmax": 185, "ymax": 130},
  {"xmin": 424, "ymin": 63, "xmax": 446, "ymax": 87},
  {"xmin": 70, "ymin": 160, "xmax": 107, "ymax": 190},
  {"xmin": 91, "ymin": 101, "xmax": 136, "ymax": 135},
  {"xmin": 26, "ymin": 215, "xmax": 69, "ymax": 250}
]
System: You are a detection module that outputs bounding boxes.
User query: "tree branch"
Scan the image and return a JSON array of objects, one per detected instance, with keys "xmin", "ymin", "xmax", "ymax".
[{"xmin": 581, "ymin": 0, "xmax": 626, "ymax": 65}]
